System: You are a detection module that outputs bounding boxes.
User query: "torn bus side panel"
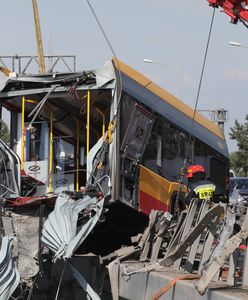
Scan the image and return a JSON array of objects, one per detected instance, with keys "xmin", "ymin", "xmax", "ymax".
[
  {"xmin": 119, "ymin": 104, "xmax": 155, "ymax": 209},
  {"xmin": 41, "ymin": 192, "xmax": 105, "ymax": 260}
]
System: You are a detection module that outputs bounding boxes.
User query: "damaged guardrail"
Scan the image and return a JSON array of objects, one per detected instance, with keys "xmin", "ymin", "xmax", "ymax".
[{"xmin": 106, "ymin": 197, "xmax": 248, "ymax": 299}]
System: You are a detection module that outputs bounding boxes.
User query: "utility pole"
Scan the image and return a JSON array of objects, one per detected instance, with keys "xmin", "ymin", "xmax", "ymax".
[{"xmin": 32, "ymin": 0, "xmax": 46, "ymax": 74}]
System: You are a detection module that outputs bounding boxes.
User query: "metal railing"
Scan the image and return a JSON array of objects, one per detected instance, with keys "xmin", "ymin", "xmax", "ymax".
[{"xmin": 0, "ymin": 55, "xmax": 76, "ymax": 74}]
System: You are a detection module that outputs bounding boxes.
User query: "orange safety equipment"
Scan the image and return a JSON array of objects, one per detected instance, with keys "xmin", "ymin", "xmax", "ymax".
[{"xmin": 187, "ymin": 165, "xmax": 205, "ymax": 178}]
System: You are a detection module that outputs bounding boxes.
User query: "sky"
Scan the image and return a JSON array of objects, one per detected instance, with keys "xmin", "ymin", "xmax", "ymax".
[{"xmin": 1, "ymin": 0, "xmax": 248, "ymax": 152}]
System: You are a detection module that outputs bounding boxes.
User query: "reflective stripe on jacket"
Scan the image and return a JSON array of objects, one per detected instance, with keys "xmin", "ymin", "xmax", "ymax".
[{"xmin": 193, "ymin": 183, "xmax": 216, "ymax": 200}]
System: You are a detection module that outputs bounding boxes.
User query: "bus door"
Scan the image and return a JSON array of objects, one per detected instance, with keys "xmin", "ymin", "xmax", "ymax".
[{"xmin": 120, "ymin": 104, "xmax": 155, "ymax": 208}]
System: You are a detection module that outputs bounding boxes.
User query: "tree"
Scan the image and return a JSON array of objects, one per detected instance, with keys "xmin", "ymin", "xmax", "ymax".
[
  {"xmin": 0, "ymin": 119, "xmax": 10, "ymax": 144},
  {"xmin": 229, "ymin": 115, "xmax": 248, "ymax": 176}
]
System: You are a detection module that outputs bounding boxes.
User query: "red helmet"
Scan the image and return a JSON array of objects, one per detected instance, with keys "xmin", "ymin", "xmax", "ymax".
[{"xmin": 187, "ymin": 165, "xmax": 205, "ymax": 178}]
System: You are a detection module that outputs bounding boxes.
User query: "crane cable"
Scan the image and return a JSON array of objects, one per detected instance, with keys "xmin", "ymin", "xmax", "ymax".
[
  {"xmin": 147, "ymin": 15, "xmax": 221, "ymax": 296},
  {"xmin": 176, "ymin": 8, "xmax": 216, "ymax": 202}
]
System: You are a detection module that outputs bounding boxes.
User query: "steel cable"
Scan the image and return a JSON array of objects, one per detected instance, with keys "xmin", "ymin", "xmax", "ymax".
[
  {"xmin": 184, "ymin": 7, "xmax": 216, "ymax": 166},
  {"xmin": 176, "ymin": 7, "xmax": 216, "ymax": 199}
]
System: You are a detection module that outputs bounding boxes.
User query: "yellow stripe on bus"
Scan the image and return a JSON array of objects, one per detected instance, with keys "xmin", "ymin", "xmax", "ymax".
[{"xmin": 139, "ymin": 165, "xmax": 181, "ymax": 207}]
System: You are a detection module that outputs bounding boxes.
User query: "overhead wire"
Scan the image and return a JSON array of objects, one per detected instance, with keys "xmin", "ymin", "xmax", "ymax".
[
  {"xmin": 83, "ymin": 0, "xmax": 123, "ymax": 196},
  {"xmin": 85, "ymin": 0, "xmax": 117, "ymax": 63},
  {"xmin": 84, "ymin": 0, "xmax": 123, "ymax": 119}
]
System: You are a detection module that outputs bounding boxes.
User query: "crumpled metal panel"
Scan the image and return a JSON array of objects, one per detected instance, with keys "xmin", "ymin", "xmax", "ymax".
[
  {"xmin": 41, "ymin": 193, "xmax": 104, "ymax": 260},
  {"xmin": 0, "ymin": 235, "xmax": 20, "ymax": 300},
  {"xmin": 0, "ymin": 62, "xmax": 115, "ymax": 95}
]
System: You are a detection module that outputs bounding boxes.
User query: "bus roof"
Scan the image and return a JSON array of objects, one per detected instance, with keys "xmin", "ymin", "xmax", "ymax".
[{"xmin": 113, "ymin": 58, "xmax": 228, "ymax": 157}]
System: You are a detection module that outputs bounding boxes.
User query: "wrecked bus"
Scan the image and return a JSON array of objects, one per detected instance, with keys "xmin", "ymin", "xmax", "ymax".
[{"xmin": 0, "ymin": 58, "xmax": 228, "ymax": 237}]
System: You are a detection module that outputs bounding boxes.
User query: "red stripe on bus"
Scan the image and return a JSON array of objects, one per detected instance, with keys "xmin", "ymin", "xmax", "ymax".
[{"xmin": 139, "ymin": 190, "xmax": 170, "ymax": 215}]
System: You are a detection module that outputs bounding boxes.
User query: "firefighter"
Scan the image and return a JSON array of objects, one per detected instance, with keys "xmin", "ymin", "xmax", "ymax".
[{"xmin": 185, "ymin": 164, "xmax": 216, "ymax": 205}]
